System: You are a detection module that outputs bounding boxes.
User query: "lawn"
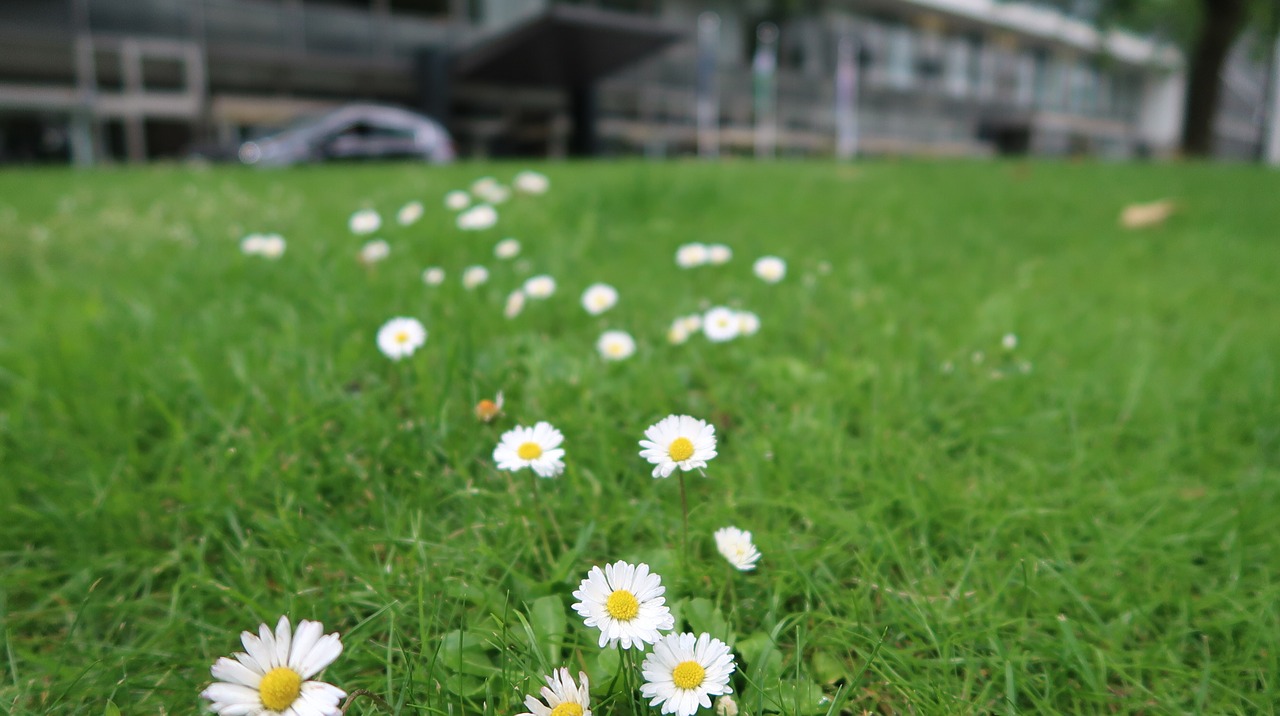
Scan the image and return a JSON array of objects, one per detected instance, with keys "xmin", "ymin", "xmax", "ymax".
[{"xmin": 1, "ymin": 159, "xmax": 1278, "ymax": 715}]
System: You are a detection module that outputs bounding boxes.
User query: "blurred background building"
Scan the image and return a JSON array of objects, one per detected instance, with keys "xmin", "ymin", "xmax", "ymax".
[{"xmin": 0, "ymin": 0, "xmax": 1271, "ymax": 164}]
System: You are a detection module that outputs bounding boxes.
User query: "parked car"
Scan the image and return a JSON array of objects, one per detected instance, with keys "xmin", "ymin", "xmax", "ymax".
[{"xmin": 238, "ymin": 104, "xmax": 454, "ymax": 166}]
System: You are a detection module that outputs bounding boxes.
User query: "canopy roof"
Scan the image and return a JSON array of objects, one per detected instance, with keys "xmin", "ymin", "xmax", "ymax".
[{"xmin": 453, "ymin": 5, "xmax": 684, "ymax": 87}]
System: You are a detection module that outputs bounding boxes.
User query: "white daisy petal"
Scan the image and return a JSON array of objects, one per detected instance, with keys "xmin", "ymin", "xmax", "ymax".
[
  {"xmin": 640, "ymin": 632, "xmax": 736, "ymax": 716},
  {"xmin": 493, "ymin": 422, "xmax": 566, "ymax": 477},
  {"xmin": 638, "ymin": 415, "xmax": 718, "ymax": 479},
  {"xmin": 204, "ymin": 618, "xmax": 346, "ymax": 716},
  {"xmin": 572, "ymin": 561, "xmax": 673, "ymax": 650},
  {"xmin": 211, "ymin": 657, "xmax": 262, "ymax": 689}
]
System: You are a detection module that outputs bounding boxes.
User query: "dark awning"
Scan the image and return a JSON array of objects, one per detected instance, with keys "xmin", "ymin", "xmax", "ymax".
[{"xmin": 452, "ymin": 5, "xmax": 684, "ymax": 87}]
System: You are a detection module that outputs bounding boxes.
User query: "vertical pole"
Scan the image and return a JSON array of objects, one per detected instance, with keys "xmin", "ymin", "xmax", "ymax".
[
  {"xmin": 569, "ymin": 83, "xmax": 598, "ymax": 156},
  {"xmin": 1264, "ymin": 29, "xmax": 1280, "ymax": 164},
  {"xmin": 753, "ymin": 22, "xmax": 779, "ymax": 159},
  {"xmin": 70, "ymin": 0, "xmax": 96, "ymax": 166},
  {"xmin": 696, "ymin": 11, "xmax": 720, "ymax": 159},
  {"xmin": 835, "ymin": 34, "xmax": 858, "ymax": 159},
  {"xmin": 121, "ymin": 39, "xmax": 147, "ymax": 162}
]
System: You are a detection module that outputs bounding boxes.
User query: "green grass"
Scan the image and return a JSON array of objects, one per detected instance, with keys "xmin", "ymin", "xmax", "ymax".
[{"xmin": 1, "ymin": 159, "xmax": 1278, "ymax": 715}]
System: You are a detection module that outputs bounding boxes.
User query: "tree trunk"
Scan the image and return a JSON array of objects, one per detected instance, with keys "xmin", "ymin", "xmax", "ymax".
[{"xmin": 1181, "ymin": 0, "xmax": 1248, "ymax": 156}]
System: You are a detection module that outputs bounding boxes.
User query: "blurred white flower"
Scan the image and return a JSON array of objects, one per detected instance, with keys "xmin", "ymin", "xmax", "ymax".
[
  {"xmin": 716, "ymin": 695, "xmax": 739, "ymax": 716},
  {"xmin": 457, "ymin": 204, "xmax": 498, "ymax": 231},
  {"xmin": 676, "ymin": 243, "xmax": 709, "ymax": 269},
  {"xmin": 349, "ymin": 208, "xmax": 381, "ymax": 235},
  {"xmin": 524, "ymin": 275, "xmax": 556, "ymax": 299},
  {"xmin": 376, "ymin": 317, "xmax": 427, "ymax": 360},
  {"xmin": 471, "ymin": 177, "xmax": 510, "ymax": 204},
  {"xmin": 668, "ymin": 320, "xmax": 691, "ymax": 345},
  {"xmin": 1019, "ymin": 360, "xmax": 1034, "ymax": 374},
  {"xmin": 514, "ymin": 170, "xmax": 550, "ymax": 195},
  {"xmin": 1002, "ymin": 333, "xmax": 1018, "ymax": 351},
  {"xmin": 753, "ymin": 256, "xmax": 786, "ymax": 283},
  {"xmin": 494, "ymin": 237, "xmax": 521, "ymax": 260},
  {"xmin": 736, "ymin": 310, "xmax": 760, "ymax": 336},
  {"xmin": 597, "ymin": 330, "xmax": 636, "ymax": 361},
  {"xmin": 707, "ymin": 244, "xmax": 732, "ymax": 265},
  {"xmin": 240, "ymin": 233, "xmax": 266, "ymax": 255},
  {"xmin": 444, "ymin": 190, "xmax": 471, "ymax": 211},
  {"xmin": 714, "ymin": 527, "xmax": 761, "ymax": 571},
  {"xmin": 702, "ymin": 307, "xmax": 740, "ymax": 342},
  {"xmin": 422, "ymin": 267, "xmax": 445, "ymax": 285},
  {"xmin": 680, "ymin": 314, "xmax": 702, "ymax": 333},
  {"xmin": 581, "ymin": 283, "xmax": 618, "ymax": 315},
  {"xmin": 360, "ymin": 239, "xmax": 390, "ymax": 264},
  {"xmin": 471, "ymin": 176, "xmax": 499, "ymax": 197},
  {"xmin": 462, "ymin": 265, "xmax": 490, "ymax": 290},
  {"xmin": 397, "ymin": 201, "xmax": 424, "ymax": 226},
  {"xmin": 258, "ymin": 233, "xmax": 286, "ymax": 260},
  {"xmin": 504, "ymin": 289, "xmax": 526, "ymax": 319},
  {"xmin": 971, "ymin": 350, "xmax": 985, "ymax": 365}
]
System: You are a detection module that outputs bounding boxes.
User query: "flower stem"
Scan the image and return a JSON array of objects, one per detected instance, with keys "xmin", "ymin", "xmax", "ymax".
[{"xmin": 678, "ymin": 471, "xmax": 690, "ymax": 573}]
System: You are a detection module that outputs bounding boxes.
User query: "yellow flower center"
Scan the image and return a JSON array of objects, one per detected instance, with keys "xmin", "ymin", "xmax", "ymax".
[
  {"xmin": 395, "ymin": 331, "xmax": 410, "ymax": 344},
  {"xmin": 668, "ymin": 437, "xmax": 695, "ymax": 462},
  {"xmin": 517, "ymin": 442, "xmax": 543, "ymax": 460},
  {"xmin": 672, "ymin": 660, "xmax": 706, "ymax": 690},
  {"xmin": 259, "ymin": 667, "xmax": 302, "ymax": 711},
  {"xmin": 605, "ymin": 589, "xmax": 640, "ymax": 621},
  {"xmin": 550, "ymin": 704, "xmax": 584, "ymax": 716}
]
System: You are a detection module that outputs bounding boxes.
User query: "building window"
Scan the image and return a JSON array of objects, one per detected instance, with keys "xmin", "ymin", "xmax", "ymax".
[
  {"xmin": 944, "ymin": 37, "xmax": 969, "ymax": 97},
  {"xmin": 885, "ymin": 24, "xmax": 914, "ymax": 89}
]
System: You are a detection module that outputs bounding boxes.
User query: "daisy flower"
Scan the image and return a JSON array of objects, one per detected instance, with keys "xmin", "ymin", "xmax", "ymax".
[
  {"xmin": 494, "ymin": 422, "xmax": 565, "ymax": 478},
  {"xmin": 667, "ymin": 319, "xmax": 691, "ymax": 345},
  {"xmin": 514, "ymin": 170, "xmax": 550, "ymax": 195},
  {"xmin": 680, "ymin": 315, "xmax": 702, "ymax": 333},
  {"xmin": 475, "ymin": 391, "xmax": 503, "ymax": 422},
  {"xmin": 240, "ymin": 233, "xmax": 266, "ymax": 255},
  {"xmin": 713, "ymin": 527, "xmax": 761, "ymax": 571},
  {"xmin": 524, "ymin": 275, "xmax": 556, "ymax": 299},
  {"xmin": 639, "ymin": 632, "xmax": 736, "ymax": 716},
  {"xmin": 495, "ymin": 237, "xmax": 521, "ymax": 259},
  {"xmin": 397, "ymin": 201, "xmax": 424, "ymax": 226},
  {"xmin": 471, "ymin": 177, "xmax": 510, "ymax": 204},
  {"xmin": 258, "ymin": 234, "xmax": 286, "ymax": 260},
  {"xmin": 422, "ymin": 267, "xmax": 445, "ymax": 285},
  {"xmin": 359, "ymin": 239, "xmax": 390, "ymax": 264},
  {"xmin": 457, "ymin": 204, "xmax": 498, "ymax": 231},
  {"xmin": 462, "ymin": 265, "xmax": 490, "ymax": 290},
  {"xmin": 200, "ymin": 615, "xmax": 346, "ymax": 716},
  {"xmin": 376, "ymin": 317, "xmax": 426, "ymax": 361},
  {"xmin": 516, "ymin": 668, "xmax": 591, "ymax": 716},
  {"xmin": 675, "ymin": 243, "xmax": 708, "ymax": 269},
  {"xmin": 444, "ymin": 190, "xmax": 471, "ymax": 211},
  {"xmin": 752, "ymin": 256, "xmax": 786, "ymax": 283},
  {"xmin": 736, "ymin": 310, "xmax": 760, "ymax": 336},
  {"xmin": 505, "ymin": 289, "xmax": 527, "ymax": 319},
  {"xmin": 707, "ymin": 244, "xmax": 732, "ymax": 265},
  {"xmin": 349, "ymin": 208, "xmax": 381, "ymax": 235},
  {"xmin": 581, "ymin": 283, "xmax": 618, "ymax": 315},
  {"xmin": 1002, "ymin": 333, "xmax": 1018, "ymax": 350},
  {"xmin": 702, "ymin": 307, "xmax": 740, "ymax": 343},
  {"xmin": 639, "ymin": 415, "xmax": 717, "ymax": 478},
  {"xmin": 716, "ymin": 696, "xmax": 738, "ymax": 716},
  {"xmin": 597, "ymin": 330, "xmax": 636, "ymax": 361},
  {"xmin": 571, "ymin": 561, "xmax": 674, "ymax": 649}
]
